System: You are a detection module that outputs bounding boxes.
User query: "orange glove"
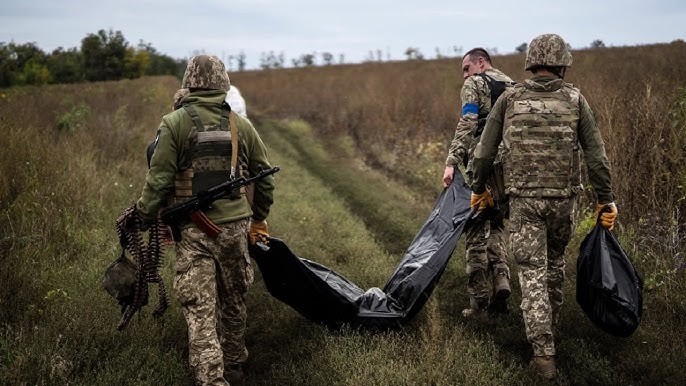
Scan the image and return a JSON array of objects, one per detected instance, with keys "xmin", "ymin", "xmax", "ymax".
[
  {"xmin": 470, "ymin": 189, "xmax": 495, "ymax": 210},
  {"xmin": 249, "ymin": 220, "xmax": 269, "ymax": 245},
  {"xmin": 595, "ymin": 202, "xmax": 618, "ymax": 231}
]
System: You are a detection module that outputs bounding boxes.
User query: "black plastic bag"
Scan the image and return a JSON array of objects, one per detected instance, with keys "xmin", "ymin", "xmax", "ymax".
[
  {"xmin": 576, "ymin": 220, "xmax": 643, "ymax": 337},
  {"xmin": 250, "ymin": 171, "xmax": 474, "ymax": 329}
]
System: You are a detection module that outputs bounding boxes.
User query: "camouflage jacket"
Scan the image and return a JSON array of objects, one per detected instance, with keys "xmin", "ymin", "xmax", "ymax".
[
  {"xmin": 471, "ymin": 75, "xmax": 614, "ymax": 203},
  {"xmin": 136, "ymin": 90, "xmax": 275, "ymax": 224},
  {"xmin": 445, "ymin": 67, "xmax": 513, "ymax": 170}
]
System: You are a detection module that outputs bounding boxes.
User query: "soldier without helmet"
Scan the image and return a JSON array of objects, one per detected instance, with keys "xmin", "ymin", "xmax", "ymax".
[{"xmin": 443, "ymin": 48, "xmax": 514, "ymax": 318}]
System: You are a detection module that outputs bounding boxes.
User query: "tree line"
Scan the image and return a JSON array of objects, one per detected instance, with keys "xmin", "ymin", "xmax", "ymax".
[{"xmin": 0, "ymin": 29, "xmax": 185, "ymax": 88}]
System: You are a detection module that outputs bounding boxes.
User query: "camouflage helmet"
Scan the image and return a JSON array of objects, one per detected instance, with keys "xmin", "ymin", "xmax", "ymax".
[
  {"xmin": 181, "ymin": 55, "xmax": 230, "ymax": 90},
  {"xmin": 102, "ymin": 254, "xmax": 138, "ymax": 304},
  {"xmin": 525, "ymin": 34, "xmax": 573, "ymax": 70}
]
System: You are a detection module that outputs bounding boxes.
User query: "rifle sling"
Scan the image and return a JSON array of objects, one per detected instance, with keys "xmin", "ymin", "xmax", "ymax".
[
  {"xmin": 229, "ymin": 111, "xmax": 239, "ymax": 179},
  {"xmin": 189, "ymin": 210, "xmax": 222, "ymax": 239}
]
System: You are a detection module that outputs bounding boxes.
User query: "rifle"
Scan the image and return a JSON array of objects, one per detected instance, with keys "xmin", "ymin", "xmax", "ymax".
[{"xmin": 160, "ymin": 166, "xmax": 280, "ymax": 241}]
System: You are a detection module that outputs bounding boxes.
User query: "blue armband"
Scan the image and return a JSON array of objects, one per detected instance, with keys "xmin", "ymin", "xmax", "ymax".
[{"xmin": 461, "ymin": 103, "xmax": 479, "ymax": 116}]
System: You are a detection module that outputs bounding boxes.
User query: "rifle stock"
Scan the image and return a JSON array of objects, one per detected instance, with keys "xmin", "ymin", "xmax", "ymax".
[{"xmin": 161, "ymin": 166, "xmax": 280, "ymax": 241}]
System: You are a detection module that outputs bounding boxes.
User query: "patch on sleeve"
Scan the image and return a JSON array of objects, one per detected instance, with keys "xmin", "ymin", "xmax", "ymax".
[{"xmin": 461, "ymin": 103, "xmax": 479, "ymax": 116}]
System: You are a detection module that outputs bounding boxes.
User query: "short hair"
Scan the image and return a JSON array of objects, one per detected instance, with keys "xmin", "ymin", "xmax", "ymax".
[{"xmin": 463, "ymin": 47, "xmax": 492, "ymax": 64}]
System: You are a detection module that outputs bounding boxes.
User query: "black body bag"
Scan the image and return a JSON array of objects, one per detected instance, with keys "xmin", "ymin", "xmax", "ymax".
[
  {"xmin": 576, "ymin": 220, "xmax": 643, "ymax": 337},
  {"xmin": 249, "ymin": 171, "xmax": 474, "ymax": 329}
]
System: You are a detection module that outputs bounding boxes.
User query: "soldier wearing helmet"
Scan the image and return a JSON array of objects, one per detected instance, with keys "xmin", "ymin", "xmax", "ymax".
[
  {"xmin": 136, "ymin": 54, "xmax": 275, "ymax": 385},
  {"xmin": 442, "ymin": 48, "xmax": 514, "ymax": 319},
  {"xmin": 470, "ymin": 34, "xmax": 616, "ymax": 379}
]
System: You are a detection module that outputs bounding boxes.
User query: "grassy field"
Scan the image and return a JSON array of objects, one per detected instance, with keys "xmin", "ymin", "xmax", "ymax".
[{"xmin": 1, "ymin": 46, "xmax": 686, "ymax": 385}]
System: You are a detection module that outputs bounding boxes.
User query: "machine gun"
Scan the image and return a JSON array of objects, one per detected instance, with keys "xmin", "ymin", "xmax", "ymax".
[{"xmin": 160, "ymin": 166, "xmax": 280, "ymax": 241}]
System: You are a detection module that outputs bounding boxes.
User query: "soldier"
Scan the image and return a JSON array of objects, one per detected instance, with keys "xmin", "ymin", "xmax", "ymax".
[
  {"xmin": 135, "ymin": 55, "xmax": 275, "ymax": 385},
  {"xmin": 442, "ymin": 48, "xmax": 514, "ymax": 318},
  {"xmin": 469, "ymin": 34, "xmax": 617, "ymax": 379}
]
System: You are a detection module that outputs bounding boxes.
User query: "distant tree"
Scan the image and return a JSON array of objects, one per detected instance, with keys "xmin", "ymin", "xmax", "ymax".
[
  {"xmin": 515, "ymin": 42, "xmax": 528, "ymax": 53},
  {"xmin": 300, "ymin": 53, "xmax": 316, "ymax": 66},
  {"xmin": 0, "ymin": 43, "xmax": 18, "ymax": 87},
  {"xmin": 237, "ymin": 51, "xmax": 247, "ymax": 71},
  {"xmin": 47, "ymin": 47, "xmax": 83, "ymax": 83},
  {"xmin": 136, "ymin": 40, "xmax": 182, "ymax": 77},
  {"xmin": 590, "ymin": 39, "xmax": 606, "ymax": 49},
  {"xmin": 404, "ymin": 47, "xmax": 423, "ymax": 60},
  {"xmin": 338, "ymin": 53, "xmax": 345, "ymax": 64},
  {"xmin": 435, "ymin": 47, "xmax": 443, "ymax": 59},
  {"xmin": 81, "ymin": 29, "xmax": 129, "ymax": 81},
  {"xmin": 123, "ymin": 47, "xmax": 149, "ymax": 79},
  {"xmin": 452, "ymin": 46, "xmax": 463, "ymax": 56},
  {"xmin": 321, "ymin": 52, "xmax": 334, "ymax": 65},
  {"xmin": 19, "ymin": 58, "xmax": 51, "ymax": 85},
  {"xmin": 376, "ymin": 49, "xmax": 382, "ymax": 62},
  {"xmin": 259, "ymin": 51, "xmax": 286, "ymax": 69},
  {"xmin": 0, "ymin": 42, "xmax": 49, "ymax": 86}
]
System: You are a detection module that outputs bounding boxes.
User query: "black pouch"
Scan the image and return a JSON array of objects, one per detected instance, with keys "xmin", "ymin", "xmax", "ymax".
[{"xmin": 576, "ymin": 218, "xmax": 643, "ymax": 337}]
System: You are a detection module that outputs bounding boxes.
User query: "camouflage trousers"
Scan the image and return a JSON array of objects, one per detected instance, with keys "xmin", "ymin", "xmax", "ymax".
[
  {"xmin": 465, "ymin": 206, "xmax": 510, "ymax": 309},
  {"xmin": 174, "ymin": 219, "xmax": 254, "ymax": 386},
  {"xmin": 509, "ymin": 196, "xmax": 575, "ymax": 357}
]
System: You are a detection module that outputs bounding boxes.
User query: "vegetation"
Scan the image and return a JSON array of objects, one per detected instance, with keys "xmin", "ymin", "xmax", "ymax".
[
  {"xmin": 2, "ymin": 43, "xmax": 686, "ymax": 385},
  {"xmin": 0, "ymin": 29, "xmax": 184, "ymax": 87}
]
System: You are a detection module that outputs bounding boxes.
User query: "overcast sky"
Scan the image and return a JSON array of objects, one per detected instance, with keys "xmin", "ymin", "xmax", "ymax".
[{"xmin": 1, "ymin": 0, "xmax": 684, "ymax": 70}]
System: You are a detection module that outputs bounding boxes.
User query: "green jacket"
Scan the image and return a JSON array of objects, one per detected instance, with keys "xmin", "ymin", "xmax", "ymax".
[
  {"xmin": 472, "ymin": 75, "xmax": 614, "ymax": 203},
  {"xmin": 136, "ymin": 90, "xmax": 274, "ymax": 225}
]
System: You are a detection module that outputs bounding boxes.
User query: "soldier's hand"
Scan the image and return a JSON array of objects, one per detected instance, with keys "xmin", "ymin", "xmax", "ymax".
[
  {"xmin": 443, "ymin": 166, "xmax": 455, "ymax": 188},
  {"xmin": 470, "ymin": 189, "xmax": 494, "ymax": 210},
  {"xmin": 249, "ymin": 220, "xmax": 269, "ymax": 245},
  {"xmin": 595, "ymin": 202, "xmax": 618, "ymax": 231}
]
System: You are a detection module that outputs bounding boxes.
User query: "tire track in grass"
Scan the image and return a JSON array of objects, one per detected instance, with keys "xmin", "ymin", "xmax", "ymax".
[{"xmin": 254, "ymin": 116, "xmax": 435, "ymax": 256}]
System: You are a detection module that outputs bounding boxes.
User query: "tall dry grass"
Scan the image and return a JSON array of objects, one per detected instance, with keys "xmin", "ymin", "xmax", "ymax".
[{"xmin": 232, "ymin": 42, "xmax": 686, "ymax": 295}]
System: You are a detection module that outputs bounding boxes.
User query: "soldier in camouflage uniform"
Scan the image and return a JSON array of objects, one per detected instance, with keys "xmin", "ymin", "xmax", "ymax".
[
  {"xmin": 469, "ymin": 34, "xmax": 617, "ymax": 379},
  {"xmin": 442, "ymin": 48, "xmax": 513, "ymax": 318},
  {"xmin": 135, "ymin": 55, "xmax": 275, "ymax": 385}
]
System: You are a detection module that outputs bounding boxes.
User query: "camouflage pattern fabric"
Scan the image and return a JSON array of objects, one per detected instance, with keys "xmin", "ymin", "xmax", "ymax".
[
  {"xmin": 174, "ymin": 219, "xmax": 253, "ymax": 386},
  {"xmin": 447, "ymin": 67, "xmax": 513, "ymax": 310},
  {"xmin": 509, "ymin": 196, "xmax": 576, "ymax": 357},
  {"xmin": 471, "ymin": 75, "xmax": 613, "ymax": 204},
  {"xmin": 446, "ymin": 67, "xmax": 513, "ymax": 171},
  {"xmin": 502, "ymin": 80, "xmax": 581, "ymax": 198},
  {"xmin": 182, "ymin": 55, "xmax": 231, "ymax": 91},
  {"xmin": 525, "ymin": 34, "xmax": 573, "ymax": 70},
  {"xmin": 173, "ymin": 88, "xmax": 190, "ymax": 110},
  {"xmin": 464, "ymin": 206, "xmax": 509, "ymax": 308}
]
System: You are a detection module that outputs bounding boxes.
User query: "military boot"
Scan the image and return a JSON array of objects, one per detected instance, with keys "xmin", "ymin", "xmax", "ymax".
[
  {"xmin": 493, "ymin": 273, "xmax": 511, "ymax": 300},
  {"xmin": 530, "ymin": 355, "xmax": 557, "ymax": 380}
]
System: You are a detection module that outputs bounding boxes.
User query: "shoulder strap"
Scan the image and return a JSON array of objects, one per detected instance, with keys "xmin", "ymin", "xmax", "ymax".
[
  {"xmin": 229, "ymin": 111, "xmax": 239, "ymax": 179},
  {"xmin": 183, "ymin": 104, "xmax": 205, "ymax": 131}
]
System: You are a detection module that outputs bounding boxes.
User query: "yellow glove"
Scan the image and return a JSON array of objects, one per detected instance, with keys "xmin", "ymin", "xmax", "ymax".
[
  {"xmin": 470, "ymin": 189, "xmax": 495, "ymax": 210},
  {"xmin": 595, "ymin": 202, "xmax": 618, "ymax": 231},
  {"xmin": 249, "ymin": 220, "xmax": 269, "ymax": 245}
]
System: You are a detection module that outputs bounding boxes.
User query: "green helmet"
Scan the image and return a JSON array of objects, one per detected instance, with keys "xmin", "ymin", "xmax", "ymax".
[
  {"xmin": 181, "ymin": 55, "xmax": 230, "ymax": 90},
  {"xmin": 102, "ymin": 254, "xmax": 138, "ymax": 304},
  {"xmin": 524, "ymin": 34, "xmax": 573, "ymax": 70}
]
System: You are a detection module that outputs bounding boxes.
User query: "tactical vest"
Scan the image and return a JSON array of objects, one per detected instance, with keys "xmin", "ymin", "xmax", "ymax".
[
  {"xmin": 173, "ymin": 103, "xmax": 246, "ymax": 202},
  {"xmin": 475, "ymin": 73, "xmax": 515, "ymax": 137},
  {"xmin": 502, "ymin": 84, "xmax": 581, "ymax": 198}
]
